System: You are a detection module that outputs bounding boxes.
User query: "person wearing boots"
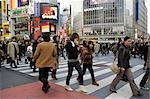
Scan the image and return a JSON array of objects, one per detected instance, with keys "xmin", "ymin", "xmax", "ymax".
[
  {"xmin": 33, "ymin": 34, "xmax": 57, "ymax": 93},
  {"xmin": 80, "ymin": 41, "xmax": 99, "ymax": 86},
  {"xmin": 110, "ymin": 36, "xmax": 142, "ymax": 97},
  {"xmin": 7, "ymin": 37, "xmax": 19, "ymax": 68},
  {"xmin": 65, "ymin": 33, "xmax": 87, "ymax": 92}
]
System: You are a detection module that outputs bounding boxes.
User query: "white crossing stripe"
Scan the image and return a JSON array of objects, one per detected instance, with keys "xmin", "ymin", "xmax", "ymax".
[
  {"xmin": 48, "ymin": 65, "xmax": 103, "ymax": 81},
  {"xmin": 1, "ymin": 55, "xmax": 145, "ymax": 98},
  {"xmin": 77, "ymin": 65, "xmax": 143, "ymax": 94},
  {"xmin": 56, "ymin": 68, "xmax": 111, "ymax": 86},
  {"xmin": 105, "ymin": 73, "xmax": 144, "ymax": 99}
]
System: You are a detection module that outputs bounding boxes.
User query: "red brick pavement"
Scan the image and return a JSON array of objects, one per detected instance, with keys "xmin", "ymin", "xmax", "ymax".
[{"xmin": 0, "ymin": 81, "xmax": 98, "ymax": 99}]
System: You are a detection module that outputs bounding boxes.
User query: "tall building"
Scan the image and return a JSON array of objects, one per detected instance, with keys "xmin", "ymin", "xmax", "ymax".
[
  {"xmin": 73, "ymin": 12, "xmax": 83, "ymax": 37},
  {"xmin": 0, "ymin": 1, "xmax": 2, "ymax": 29},
  {"xmin": 135, "ymin": 0, "xmax": 147, "ymax": 39},
  {"xmin": 82, "ymin": 0, "xmax": 147, "ymax": 42}
]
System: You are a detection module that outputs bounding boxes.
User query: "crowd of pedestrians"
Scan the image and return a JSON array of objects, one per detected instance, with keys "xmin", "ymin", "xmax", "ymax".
[{"xmin": 0, "ymin": 33, "xmax": 149, "ymax": 96}]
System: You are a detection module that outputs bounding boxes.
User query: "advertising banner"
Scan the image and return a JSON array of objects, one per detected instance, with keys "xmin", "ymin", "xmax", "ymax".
[
  {"xmin": 33, "ymin": 17, "xmax": 40, "ymax": 40},
  {"xmin": 2, "ymin": 22, "xmax": 10, "ymax": 39},
  {"xmin": 34, "ymin": 2, "xmax": 40, "ymax": 16},
  {"xmin": 28, "ymin": 0, "xmax": 34, "ymax": 14},
  {"xmin": 11, "ymin": 6, "xmax": 28, "ymax": 17},
  {"xmin": 41, "ymin": 22, "xmax": 50, "ymax": 33},
  {"xmin": 2, "ymin": 0, "xmax": 7, "ymax": 21},
  {"xmin": 19, "ymin": 0, "xmax": 29, "ymax": 6},
  {"xmin": 41, "ymin": 6, "xmax": 58, "ymax": 20},
  {"xmin": 10, "ymin": 0, "xmax": 18, "ymax": 10}
]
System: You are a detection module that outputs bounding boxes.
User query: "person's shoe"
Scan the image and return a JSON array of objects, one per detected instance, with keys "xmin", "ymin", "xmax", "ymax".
[
  {"xmin": 141, "ymin": 86, "xmax": 149, "ymax": 90},
  {"xmin": 92, "ymin": 81, "xmax": 99, "ymax": 86},
  {"xmin": 17, "ymin": 62, "xmax": 19, "ymax": 65},
  {"xmin": 42, "ymin": 87, "xmax": 49, "ymax": 93},
  {"xmin": 10, "ymin": 64, "xmax": 13, "ymax": 67},
  {"xmin": 110, "ymin": 89, "xmax": 117, "ymax": 93},
  {"xmin": 79, "ymin": 85, "xmax": 88, "ymax": 93},
  {"xmin": 76, "ymin": 77, "xmax": 80, "ymax": 83},
  {"xmin": 52, "ymin": 77, "xmax": 58, "ymax": 80},
  {"xmin": 133, "ymin": 93, "xmax": 143, "ymax": 97},
  {"xmin": 65, "ymin": 85, "xmax": 73, "ymax": 91},
  {"xmin": 33, "ymin": 69, "xmax": 37, "ymax": 72}
]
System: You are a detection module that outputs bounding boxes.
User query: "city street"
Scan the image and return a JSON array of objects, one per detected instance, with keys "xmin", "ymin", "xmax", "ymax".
[
  {"xmin": 0, "ymin": 53, "xmax": 149, "ymax": 99},
  {"xmin": 0, "ymin": 0, "xmax": 150, "ymax": 99}
]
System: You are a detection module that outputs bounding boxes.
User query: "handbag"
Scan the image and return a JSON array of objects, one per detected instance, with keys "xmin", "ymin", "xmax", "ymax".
[
  {"xmin": 110, "ymin": 56, "xmax": 120, "ymax": 74},
  {"xmin": 111, "ymin": 48, "xmax": 126, "ymax": 74}
]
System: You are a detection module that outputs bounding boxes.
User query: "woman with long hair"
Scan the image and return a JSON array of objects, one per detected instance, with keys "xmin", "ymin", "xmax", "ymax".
[{"xmin": 80, "ymin": 41, "xmax": 99, "ymax": 86}]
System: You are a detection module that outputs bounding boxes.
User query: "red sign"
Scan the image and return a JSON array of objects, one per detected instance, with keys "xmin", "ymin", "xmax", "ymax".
[{"xmin": 33, "ymin": 17, "xmax": 40, "ymax": 40}]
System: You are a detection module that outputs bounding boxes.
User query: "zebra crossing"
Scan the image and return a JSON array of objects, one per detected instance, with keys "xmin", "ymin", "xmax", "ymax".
[{"xmin": 2, "ymin": 55, "xmax": 147, "ymax": 99}]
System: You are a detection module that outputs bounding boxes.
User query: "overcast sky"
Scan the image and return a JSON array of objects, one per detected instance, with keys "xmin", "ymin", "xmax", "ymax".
[{"xmin": 58, "ymin": 0, "xmax": 150, "ymax": 34}]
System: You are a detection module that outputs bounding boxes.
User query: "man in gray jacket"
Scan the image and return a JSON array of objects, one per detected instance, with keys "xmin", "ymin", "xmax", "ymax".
[{"xmin": 139, "ymin": 38, "xmax": 150, "ymax": 90}]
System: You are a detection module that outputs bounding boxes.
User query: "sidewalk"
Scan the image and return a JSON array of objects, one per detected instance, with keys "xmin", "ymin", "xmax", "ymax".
[{"xmin": 0, "ymin": 67, "xmax": 98, "ymax": 99}]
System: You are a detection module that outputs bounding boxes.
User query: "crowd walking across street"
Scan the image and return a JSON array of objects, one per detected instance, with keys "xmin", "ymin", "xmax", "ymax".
[{"xmin": 0, "ymin": 33, "xmax": 150, "ymax": 98}]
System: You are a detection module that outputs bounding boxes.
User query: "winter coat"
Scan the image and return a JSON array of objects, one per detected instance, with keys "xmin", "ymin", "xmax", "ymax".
[
  {"xmin": 7, "ymin": 42, "xmax": 19, "ymax": 60},
  {"xmin": 33, "ymin": 42, "xmax": 57, "ymax": 69},
  {"xmin": 118, "ymin": 44, "xmax": 131, "ymax": 69}
]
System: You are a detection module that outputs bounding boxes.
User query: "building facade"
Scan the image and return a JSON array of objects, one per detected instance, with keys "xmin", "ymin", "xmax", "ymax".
[
  {"xmin": 135, "ymin": 0, "xmax": 147, "ymax": 39},
  {"xmin": 82, "ymin": 0, "xmax": 147, "ymax": 42},
  {"xmin": 0, "ymin": 1, "xmax": 2, "ymax": 30},
  {"xmin": 73, "ymin": 12, "xmax": 83, "ymax": 37}
]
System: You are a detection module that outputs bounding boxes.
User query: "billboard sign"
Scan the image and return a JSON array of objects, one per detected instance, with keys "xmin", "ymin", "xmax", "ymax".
[
  {"xmin": 11, "ymin": 6, "xmax": 28, "ymax": 17},
  {"xmin": 41, "ymin": 6, "xmax": 58, "ymax": 20},
  {"xmin": 28, "ymin": 0, "xmax": 34, "ymax": 14},
  {"xmin": 20, "ymin": 0, "xmax": 29, "ymax": 6},
  {"xmin": 2, "ymin": 0, "xmax": 7, "ymax": 21},
  {"xmin": 34, "ymin": 2, "xmax": 40, "ymax": 16}
]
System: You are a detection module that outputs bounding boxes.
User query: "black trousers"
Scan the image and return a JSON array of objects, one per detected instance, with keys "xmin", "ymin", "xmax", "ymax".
[
  {"xmin": 66, "ymin": 61, "xmax": 83, "ymax": 85},
  {"xmin": 83, "ymin": 63, "xmax": 96, "ymax": 82},
  {"xmin": 27, "ymin": 57, "xmax": 32, "ymax": 68},
  {"xmin": 39, "ymin": 67, "xmax": 50, "ymax": 87},
  {"xmin": 10, "ymin": 60, "xmax": 17, "ymax": 67},
  {"xmin": 140, "ymin": 68, "xmax": 150, "ymax": 87}
]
